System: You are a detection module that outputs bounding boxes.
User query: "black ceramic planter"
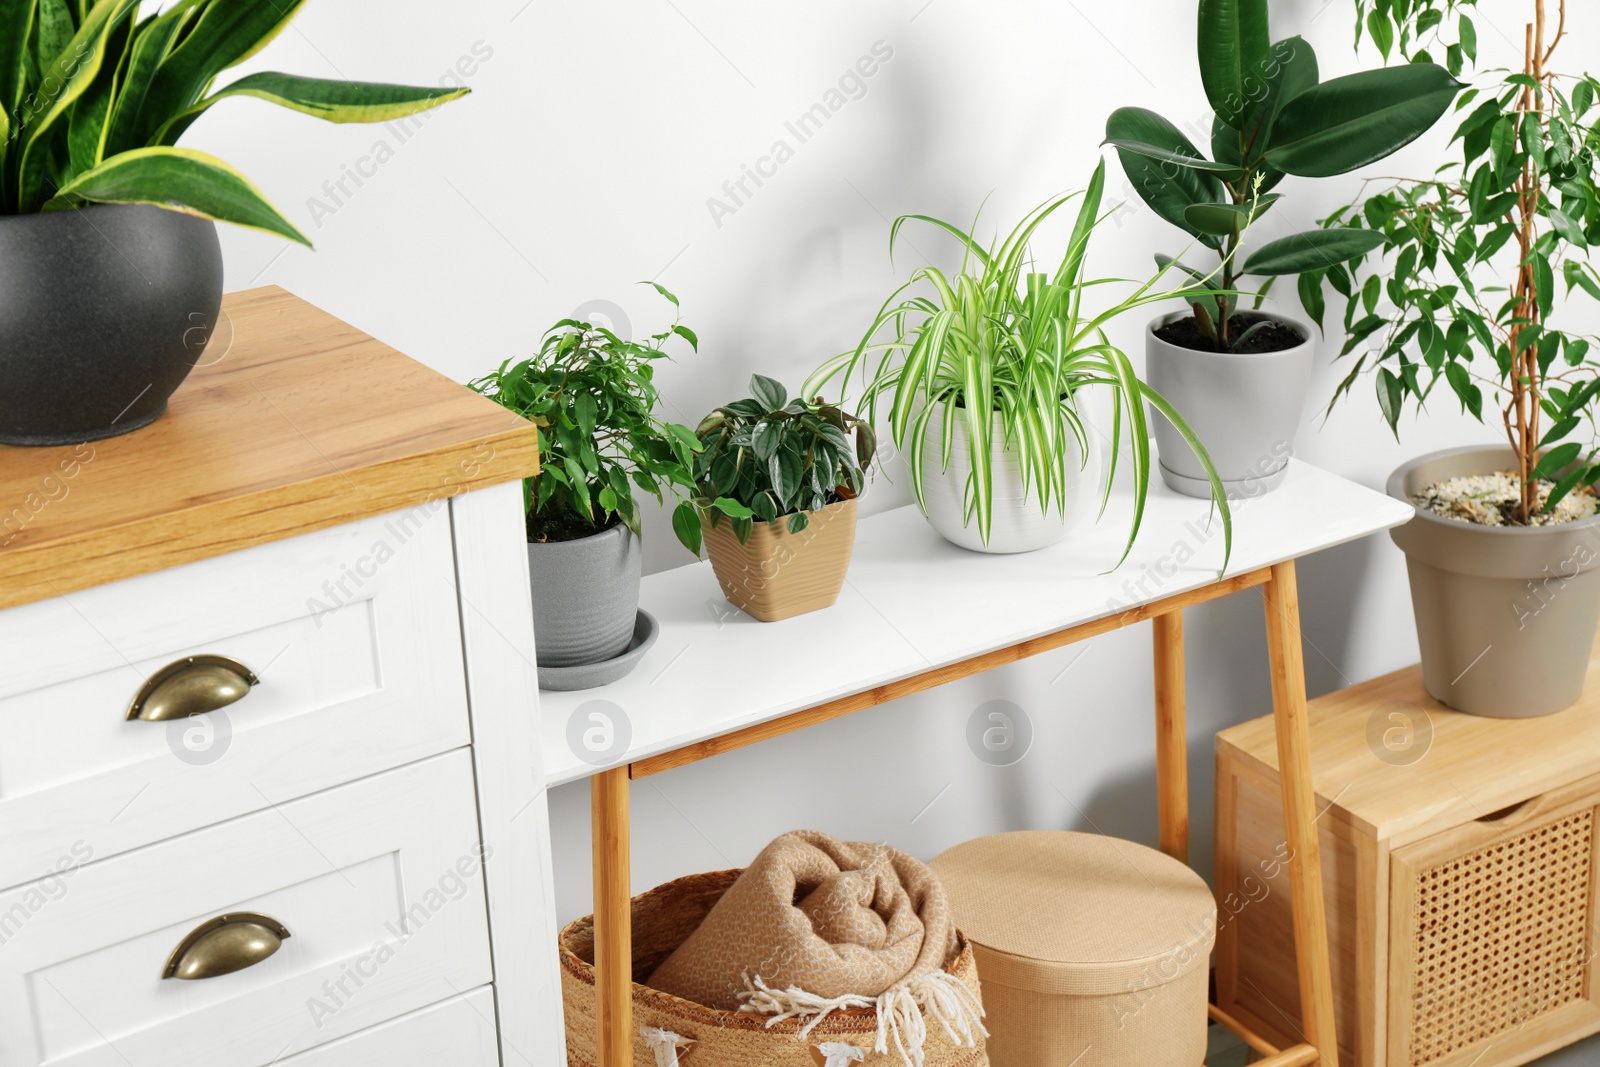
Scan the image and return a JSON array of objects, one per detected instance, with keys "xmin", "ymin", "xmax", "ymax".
[{"xmin": 0, "ymin": 204, "xmax": 224, "ymax": 446}]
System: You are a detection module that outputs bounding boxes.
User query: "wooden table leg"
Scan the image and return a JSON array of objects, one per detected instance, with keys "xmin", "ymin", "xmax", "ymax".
[
  {"xmin": 592, "ymin": 767, "xmax": 632, "ymax": 1067},
  {"xmin": 1261, "ymin": 560, "xmax": 1340, "ymax": 1067},
  {"xmin": 1153, "ymin": 609, "xmax": 1189, "ymax": 864}
]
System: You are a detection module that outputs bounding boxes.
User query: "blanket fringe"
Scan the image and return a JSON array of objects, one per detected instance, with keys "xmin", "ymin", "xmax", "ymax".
[
  {"xmin": 737, "ymin": 971, "xmax": 988, "ymax": 1067},
  {"xmin": 816, "ymin": 1042, "xmax": 867, "ymax": 1066},
  {"xmin": 640, "ymin": 1026, "xmax": 694, "ymax": 1066}
]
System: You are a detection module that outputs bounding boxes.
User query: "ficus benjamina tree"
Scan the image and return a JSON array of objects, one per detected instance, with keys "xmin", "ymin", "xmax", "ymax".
[
  {"xmin": 1321, "ymin": 0, "xmax": 1600, "ymax": 526},
  {"xmin": 1104, "ymin": 0, "xmax": 1461, "ymax": 350},
  {"xmin": 1, "ymin": 0, "xmax": 468, "ymax": 244}
]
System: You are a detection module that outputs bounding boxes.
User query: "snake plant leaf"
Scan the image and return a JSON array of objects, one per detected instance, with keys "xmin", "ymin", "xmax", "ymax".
[
  {"xmin": 132, "ymin": 0, "xmax": 312, "ymax": 148},
  {"xmin": 1197, "ymin": 0, "xmax": 1271, "ymax": 129},
  {"xmin": 42, "ymin": 145, "xmax": 311, "ymax": 246},
  {"xmin": 102, "ymin": 1, "xmax": 204, "ymax": 157},
  {"xmin": 1240, "ymin": 227, "xmax": 1385, "ymax": 276},
  {"xmin": 35, "ymin": 0, "xmax": 73, "ymax": 70},
  {"xmin": 67, "ymin": 12, "xmax": 135, "ymax": 174},
  {"xmin": 0, "ymin": 0, "xmax": 37, "ymax": 161},
  {"xmin": 1105, "ymin": 107, "xmax": 1226, "ymax": 247},
  {"xmin": 1264, "ymin": 63, "xmax": 1463, "ymax": 177},
  {"xmin": 16, "ymin": 0, "xmax": 140, "ymax": 212},
  {"xmin": 152, "ymin": 73, "xmax": 471, "ymax": 146}
]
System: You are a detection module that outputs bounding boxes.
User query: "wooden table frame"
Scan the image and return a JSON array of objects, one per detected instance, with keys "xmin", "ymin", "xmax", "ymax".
[{"xmin": 586, "ymin": 559, "xmax": 1339, "ymax": 1067}]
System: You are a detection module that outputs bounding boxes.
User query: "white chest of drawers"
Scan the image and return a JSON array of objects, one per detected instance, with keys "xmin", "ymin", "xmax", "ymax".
[{"xmin": 0, "ymin": 288, "xmax": 564, "ymax": 1067}]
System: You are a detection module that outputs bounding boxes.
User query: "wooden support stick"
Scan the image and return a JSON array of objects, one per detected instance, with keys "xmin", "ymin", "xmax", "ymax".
[
  {"xmin": 592, "ymin": 767, "xmax": 632, "ymax": 1067},
  {"xmin": 1247, "ymin": 1044, "xmax": 1321, "ymax": 1067},
  {"xmin": 1153, "ymin": 609, "xmax": 1189, "ymax": 863},
  {"xmin": 1262, "ymin": 560, "xmax": 1341, "ymax": 1067}
]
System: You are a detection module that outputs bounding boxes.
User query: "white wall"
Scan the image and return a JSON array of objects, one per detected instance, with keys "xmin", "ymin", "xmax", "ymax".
[{"xmin": 190, "ymin": 0, "xmax": 1589, "ymax": 923}]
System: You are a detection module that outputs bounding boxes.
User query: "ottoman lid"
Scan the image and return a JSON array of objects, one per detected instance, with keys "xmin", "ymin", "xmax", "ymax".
[{"xmin": 931, "ymin": 831, "xmax": 1217, "ymax": 995}]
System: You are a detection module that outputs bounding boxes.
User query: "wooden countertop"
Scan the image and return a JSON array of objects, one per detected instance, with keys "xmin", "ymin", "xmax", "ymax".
[
  {"xmin": 1217, "ymin": 632, "xmax": 1600, "ymax": 845},
  {"xmin": 0, "ymin": 286, "xmax": 537, "ymax": 611}
]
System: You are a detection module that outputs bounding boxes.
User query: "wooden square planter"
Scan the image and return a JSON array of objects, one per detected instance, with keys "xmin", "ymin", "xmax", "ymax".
[{"xmin": 703, "ymin": 497, "xmax": 857, "ymax": 622}]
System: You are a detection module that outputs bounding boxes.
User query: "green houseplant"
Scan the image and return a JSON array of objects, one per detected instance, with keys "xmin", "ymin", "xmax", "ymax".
[
  {"xmin": 1104, "ymin": 0, "xmax": 1460, "ymax": 498},
  {"xmin": 807, "ymin": 160, "xmax": 1235, "ymax": 566},
  {"xmin": 1320, "ymin": 0, "xmax": 1600, "ymax": 717},
  {"xmin": 0, "ymin": 0, "xmax": 468, "ymax": 445},
  {"xmin": 692, "ymin": 375, "xmax": 875, "ymax": 622},
  {"xmin": 469, "ymin": 285, "xmax": 703, "ymax": 685}
]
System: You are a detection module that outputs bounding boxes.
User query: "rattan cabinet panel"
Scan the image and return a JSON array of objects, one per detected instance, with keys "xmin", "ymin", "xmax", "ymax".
[{"xmin": 1216, "ymin": 642, "xmax": 1600, "ymax": 1067}]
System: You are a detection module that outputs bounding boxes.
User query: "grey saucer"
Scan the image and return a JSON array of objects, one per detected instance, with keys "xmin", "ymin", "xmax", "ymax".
[{"xmin": 537, "ymin": 609, "xmax": 658, "ymax": 692}]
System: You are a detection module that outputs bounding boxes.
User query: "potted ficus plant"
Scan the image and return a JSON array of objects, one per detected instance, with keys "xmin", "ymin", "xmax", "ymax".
[
  {"xmin": 0, "ymin": 0, "xmax": 468, "ymax": 446},
  {"xmin": 808, "ymin": 160, "xmax": 1234, "ymax": 564},
  {"xmin": 691, "ymin": 376, "xmax": 875, "ymax": 622},
  {"xmin": 1104, "ymin": 0, "xmax": 1460, "ymax": 497},
  {"xmin": 1320, "ymin": 0, "xmax": 1600, "ymax": 717},
  {"xmin": 469, "ymin": 285, "xmax": 703, "ymax": 688}
]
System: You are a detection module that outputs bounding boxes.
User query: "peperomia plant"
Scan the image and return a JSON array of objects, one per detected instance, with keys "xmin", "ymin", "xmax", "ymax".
[
  {"xmin": 469, "ymin": 285, "xmax": 706, "ymax": 552},
  {"xmin": 691, "ymin": 375, "xmax": 876, "ymax": 544},
  {"xmin": 2, "ymin": 0, "xmax": 468, "ymax": 243},
  {"xmin": 1323, "ymin": 0, "xmax": 1600, "ymax": 524},
  {"xmin": 807, "ymin": 160, "xmax": 1238, "ymax": 564},
  {"xmin": 1104, "ymin": 0, "xmax": 1461, "ymax": 350}
]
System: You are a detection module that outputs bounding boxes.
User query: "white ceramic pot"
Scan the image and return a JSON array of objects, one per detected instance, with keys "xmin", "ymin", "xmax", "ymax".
[
  {"xmin": 1145, "ymin": 309, "xmax": 1314, "ymax": 499},
  {"xmin": 918, "ymin": 403, "xmax": 1102, "ymax": 554}
]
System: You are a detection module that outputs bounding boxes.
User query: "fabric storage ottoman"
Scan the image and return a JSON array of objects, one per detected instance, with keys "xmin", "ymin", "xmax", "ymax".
[{"xmin": 931, "ymin": 831, "xmax": 1216, "ymax": 1066}]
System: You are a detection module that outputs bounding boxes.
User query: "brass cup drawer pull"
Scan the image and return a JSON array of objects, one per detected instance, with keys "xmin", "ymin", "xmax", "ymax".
[
  {"xmin": 162, "ymin": 912, "xmax": 291, "ymax": 980},
  {"xmin": 126, "ymin": 654, "xmax": 259, "ymax": 722}
]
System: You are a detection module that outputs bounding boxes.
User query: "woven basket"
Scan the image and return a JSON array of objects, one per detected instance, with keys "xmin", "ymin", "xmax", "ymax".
[{"xmin": 559, "ymin": 868, "xmax": 990, "ymax": 1066}]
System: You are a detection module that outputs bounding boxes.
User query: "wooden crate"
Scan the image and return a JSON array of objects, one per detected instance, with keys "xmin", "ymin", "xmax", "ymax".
[{"xmin": 1216, "ymin": 636, "xmax": 1600, "ymax": 1067}]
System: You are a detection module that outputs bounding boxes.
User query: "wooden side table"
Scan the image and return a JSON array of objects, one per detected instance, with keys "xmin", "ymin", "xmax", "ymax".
[
  {"xmin": 541, "ymin": 464, "xmax": 1413, "ymax": 1067},
  {"xmin": 1217, "ymin": 635, "xmax": 1600, "ymax": 1067}
]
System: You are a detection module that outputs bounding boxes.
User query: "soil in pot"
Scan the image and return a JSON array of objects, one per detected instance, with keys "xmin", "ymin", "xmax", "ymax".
[
  {"xmin": 1411, "ymin": 472, "xmax": 1598, "ymax": 527},
  {"xmin": 1153, "ymin": 311, "xmax": 1304, "ymax": 354},
  {"xmin": 527, "ymin": 511, "xmax": 620, "ymax": 543}
]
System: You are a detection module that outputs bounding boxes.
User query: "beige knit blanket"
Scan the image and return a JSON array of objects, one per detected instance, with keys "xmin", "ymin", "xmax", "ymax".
[{"xmin": 646, "ymin": 831, "xmax": 985, "ymax": 1066}]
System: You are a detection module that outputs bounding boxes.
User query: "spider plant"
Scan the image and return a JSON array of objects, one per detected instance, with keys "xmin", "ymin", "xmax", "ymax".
[{"xmin": 807, "ymin": 160, "xmax": 1242, "ymax": 568}]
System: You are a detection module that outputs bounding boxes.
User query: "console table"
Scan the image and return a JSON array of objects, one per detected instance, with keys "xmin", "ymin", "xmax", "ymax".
[{"xmin": 540, "ymin": 461, "xmax": 1413, "ymax": 1067}]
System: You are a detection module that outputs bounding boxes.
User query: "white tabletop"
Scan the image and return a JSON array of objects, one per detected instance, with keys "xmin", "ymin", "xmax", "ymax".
[{"xmin": 539, "ymin": 459, "xmax": 1413, "ymax": 786}]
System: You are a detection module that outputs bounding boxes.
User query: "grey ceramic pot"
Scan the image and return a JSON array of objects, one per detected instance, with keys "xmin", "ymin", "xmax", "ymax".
[
  {"xmin": 1390, "ymin": 446, "xmax": 1600, "ymax": 718},
  {"xmin": 1145, "ymin": 310, "xmax": 1314, "ymax": 499},
  {"xmin": 0, "ymin": 204, "xmax": 223, "ymax": 446},
  {"xmin": 527, "ymin": 523, "xmax": 642, "ymax": 668}
]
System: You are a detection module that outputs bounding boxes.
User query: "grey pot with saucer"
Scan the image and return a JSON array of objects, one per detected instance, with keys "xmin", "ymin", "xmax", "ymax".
[{"xmin": 1145, "ymin": 309, "xmax": 1314, "ymax": 499}]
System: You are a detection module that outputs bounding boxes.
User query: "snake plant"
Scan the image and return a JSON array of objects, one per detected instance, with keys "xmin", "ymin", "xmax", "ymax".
[
  {"xmin": 806, "ymin": 160, "xmax": 1239, "ymax": 567},
  {"xmin": 1, "ymin": 0, "xmax": 469, "ymax": 245}
]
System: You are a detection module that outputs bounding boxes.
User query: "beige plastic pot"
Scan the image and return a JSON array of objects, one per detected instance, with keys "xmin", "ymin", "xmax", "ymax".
[
  {"xmin": 703, "ymin": 497, "xmax": 858, "ymax": 622},
  {"xmin": 1389, "ymin": 446, "xmax": 1600, "ymax": 717}
]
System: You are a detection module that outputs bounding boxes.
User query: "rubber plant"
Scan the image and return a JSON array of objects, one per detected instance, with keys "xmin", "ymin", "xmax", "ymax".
[
  {"xmin": 806, "ymin": 159, "xmax": 1239, "ymax": 567},
  {"xmin": 1104, "ymin": 0, "xmax": 1462, "ymax": 350},
  {"xmin": 1, "ymin": 0, "xmax": 468, "ymax": 243},
  {"xmin": 469, "ymin": 284, "xmax": 713, "ymax": 552},
  {"xmin": 692, "ymin": 375, "xmax": 875, "ymax": 542},
  {"xmin": 1321, "ymin": 0, "xmax": 1600, "ymax": 524}
]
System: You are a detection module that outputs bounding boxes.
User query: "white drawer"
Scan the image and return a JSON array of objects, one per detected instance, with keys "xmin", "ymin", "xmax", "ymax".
[
  {"xmin": 0, "ymin": 507, "xmax": 469, "ymax": 890},
  {"xmin": 271, "ymin": 987, "xmax": 500, "ymax": 1066},
  {"xmin": 0, "ymin": 750, "xmax": 492, "ymax": 1067}
]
